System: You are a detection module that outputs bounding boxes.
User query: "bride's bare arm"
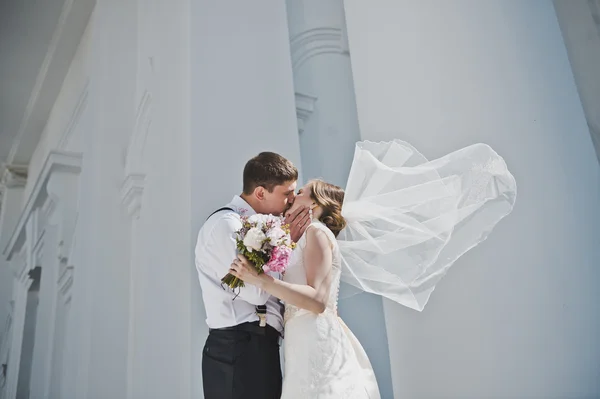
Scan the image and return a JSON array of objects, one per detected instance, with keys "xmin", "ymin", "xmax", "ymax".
[{"xmin": 230, "ymin": 227, "xmax": 333, "ymax": 314}]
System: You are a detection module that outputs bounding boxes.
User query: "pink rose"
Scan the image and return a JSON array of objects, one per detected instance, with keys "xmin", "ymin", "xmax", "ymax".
[{"xmin": 263, "ymin": 246, "xmax": 292, "ymax": 273}]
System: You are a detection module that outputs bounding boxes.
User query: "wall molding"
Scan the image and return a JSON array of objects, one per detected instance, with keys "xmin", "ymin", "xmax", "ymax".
[
  {"xmin": 0, "ymin": 165, "xmax": 27, "ymax": 209},
  {"xmin": 121, "ymin": 174, "xmax": 146, "ymax": 220},
  {"xmin": 58, "ymin": 264, "xmax": 74, "ymax": 299},
  {"xmin": 3, "ymin": 151, "xmax": 82, "ymax": 261},
  {"xmin": 290, "ymin": 27, "xmax": 348, "ymax": 72},
  {"xmin": 1, "ymin": 166, "xmax": 28, "ymax": 189},
  {"xmin": 121, "ymin": 91, "xmax": 152, "ymax": 220},
  {"xmin": 295, "ymin": 92, "xmax": 318, "ymax": 134}
]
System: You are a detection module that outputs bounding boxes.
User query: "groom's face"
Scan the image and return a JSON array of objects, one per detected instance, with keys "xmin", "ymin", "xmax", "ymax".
[{"xmin": 261, "ymin": 180, "xmax": 297, "ymax": 215}]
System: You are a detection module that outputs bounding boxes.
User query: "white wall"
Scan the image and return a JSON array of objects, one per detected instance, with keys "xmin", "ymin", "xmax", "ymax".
[
  {"xmin": 344, "ymin": 0, "xmax": 600, "ymax": 398},
  {"xmin": 190, "ymin": 1, "xmax": 302, "ymax": 397}
]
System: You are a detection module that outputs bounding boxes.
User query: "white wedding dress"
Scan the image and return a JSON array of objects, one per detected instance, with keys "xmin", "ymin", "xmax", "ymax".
[{"xmin": 281, "ymin": 220, "xmax": 381, "ymax": 399}]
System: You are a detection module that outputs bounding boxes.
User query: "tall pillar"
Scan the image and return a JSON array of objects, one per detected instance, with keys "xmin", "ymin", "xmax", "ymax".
[
  {"xmin": 343, "ymin": 1, "xmax": 600, "ymax": 397},
  {"xmin": 285, "ymin": 1, "xmax": 394, "ymax": 397},
  {"xmin": 286, "ymin": 0, "xmax": 360, "ymax": 187},
  {"xmin": 28, "ymin": 166, "xmax": 80, "ymax": 399},
  {"xmin": 1, "ymin": 151, "xmax": 82, "ymax": 399},
  {"xmin": 70, "ymin": 1, "xmax": 137, "ymax": 398},
  {"xmin": 0, "ymin": 167, "xmax": 26, "ymax": 335},
  {"xmin": 190, "ymin": 1, "xmax": 302, "ymax": 396},
  {"xmin": 0, "ymin": 168, "xmax": 26, "ymax": 399},
  {"xmin": 27, "ymin": 226, "xmax": 57, "ymax": 399},
  {"xmin": 121, "ymin": 0, "xmax": 193, "ymax": 397},
  {"xmin": 4, "ymin": 278, "xmax": 27, "ymax": 399}
]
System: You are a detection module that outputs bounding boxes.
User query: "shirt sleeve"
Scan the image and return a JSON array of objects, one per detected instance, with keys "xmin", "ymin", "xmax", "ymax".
[{"xmin": 207, "ymin": 214, "xmax": 272, "ymax": 306}]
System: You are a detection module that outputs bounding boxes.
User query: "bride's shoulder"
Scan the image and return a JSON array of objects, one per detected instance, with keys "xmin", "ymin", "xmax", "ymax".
[{"xmin": 305, "ymin": 221, "xmax": 336, "ymax": 248}]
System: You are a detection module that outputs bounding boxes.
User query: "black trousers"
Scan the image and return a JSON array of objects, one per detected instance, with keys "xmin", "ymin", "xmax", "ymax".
[{"xmin": 202, "ymin": 322, "xmax": 282, "ymax": 399}]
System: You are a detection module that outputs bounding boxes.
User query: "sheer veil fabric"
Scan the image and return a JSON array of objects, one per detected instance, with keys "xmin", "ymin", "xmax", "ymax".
[{"xmin": 338, "ymin": 140, "xmax": 517, "ymax": 311}]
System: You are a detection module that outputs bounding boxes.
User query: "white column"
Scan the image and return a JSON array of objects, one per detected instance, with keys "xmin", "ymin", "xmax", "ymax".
[
  {"xmin": 0, "ymin": 170, "xmax": 26, "ymax": 399},
  {"xmin": 28, "ymin": 169, "xmax": 80, "ymax": 399},
  {"xmin": 5, "ymin": 274, "xmax": 29, "ymax": 399},
  {"xmin": 118, "ymin": 0, "xmax": 193, "ymax": 397},
  {"xmin": 344, "ymin": 1, "xmax": 600, "ymax": 398},
  {"xmin": 0, "ymin": 168, "xmax": 26, "ymax": 343},
  {"xmin": 286, "ymin": 0, "xmax": 360, "ymax": 187},
  {"xmin": 190, "ymin": 1, "xmax": 302, "ymax": 397},
  {"xmin": 27, "ymin": 225, "xmax": 57, "ymax": 399},
  {"xmin": 69, "ymin": 1, "xmax": 137, "ymax": 398},
  {"xmin": 0, "ymin": 168, "xmax": 26, "ymax": 251},
  {"xmin": 286, "ymin": 2, "xmax": 394, "ymax": 397}
]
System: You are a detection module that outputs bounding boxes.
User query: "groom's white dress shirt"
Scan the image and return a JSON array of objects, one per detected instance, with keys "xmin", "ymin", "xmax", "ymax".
[{"xmin": 195, "ymin": 195, "xmax": 284, "ymax": 333}]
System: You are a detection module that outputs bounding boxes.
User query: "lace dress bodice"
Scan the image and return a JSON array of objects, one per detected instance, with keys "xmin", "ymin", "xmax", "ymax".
[{"xmin": 283, "ymin": 221, "xmax": 342, "ymax": 322}]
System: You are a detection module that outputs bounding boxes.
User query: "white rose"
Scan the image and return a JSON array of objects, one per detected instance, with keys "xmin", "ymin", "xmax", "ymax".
[
  {"xmin": 247, "ymin": 214, "xmax": 267, "ymax": 229},
  {"xmin": 266, "ymin": 227, "xmax": 286, "ymax": 245},
  {"xmin": 243, "ymin": 227, "xmax": 266, "ymax": 252},
  {"xmin": 247, "ymin": 214, "xmax": 261, "ymax": 224}
]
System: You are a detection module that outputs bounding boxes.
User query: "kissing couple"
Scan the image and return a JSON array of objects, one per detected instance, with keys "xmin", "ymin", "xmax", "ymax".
[{"xmin": 195, "ymin": 140, "xmax": 517, "ymax": 399}]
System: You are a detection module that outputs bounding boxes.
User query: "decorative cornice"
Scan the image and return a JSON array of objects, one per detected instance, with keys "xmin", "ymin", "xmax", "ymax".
[
  {"xmin": 1, "ymin": 165, "xmax": 28, "ymax": 188},
  {"xmin": 295, "ymin": 92, "xmax": 318, "ymax": 134},
  {"xmin": 121, "ymin": 173, "xmax": 146, "ymax": 220},
  {"xmin": 290, "ymin": 27, "xmax": 347, "ymax": 72},
  {"xmin": 3, "ymin": 150, "xmax": 82, "ymax": 260},
  {"xmin": 0, "ymin": 165, "xmax": 27, "ymax": 207}
]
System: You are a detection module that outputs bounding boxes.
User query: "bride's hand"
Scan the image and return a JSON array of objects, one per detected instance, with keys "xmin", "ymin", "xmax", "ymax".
[
  {"xmin": 285, "ymin": 206, "xmax": 310, "ymax": 243},
  {"xmin": 229, "ymin": 255, "xmax": 262, "ymax": 286}
]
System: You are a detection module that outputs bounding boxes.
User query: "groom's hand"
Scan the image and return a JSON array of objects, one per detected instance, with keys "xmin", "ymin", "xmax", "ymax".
[{"xmin": 286, "ymin": 206, "xmax": 310, "ymax": 243}]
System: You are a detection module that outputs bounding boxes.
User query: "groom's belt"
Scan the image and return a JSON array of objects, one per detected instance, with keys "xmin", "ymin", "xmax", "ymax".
[{"xmin": 209, "ymin": 321, "xmax": 281, "ymax": 341}]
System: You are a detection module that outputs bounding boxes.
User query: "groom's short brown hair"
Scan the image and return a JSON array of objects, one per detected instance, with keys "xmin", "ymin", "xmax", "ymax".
[{"xmin": 243, "ymin": 152, "xmax": 298, "ymax": 194}]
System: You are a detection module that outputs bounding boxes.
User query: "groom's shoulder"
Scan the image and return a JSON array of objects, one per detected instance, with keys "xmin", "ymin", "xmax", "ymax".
[
  {"xmin": 201, "ymin": 207, "xmax": 241, "ymax": 233},
  {"xmin": 196, "ymin": 209, "xmax": 240, "ymax": 247}
]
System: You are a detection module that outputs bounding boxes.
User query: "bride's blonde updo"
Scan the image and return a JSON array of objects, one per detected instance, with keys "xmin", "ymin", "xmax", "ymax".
[{"xmin": 306, "ymin": 179, "xmax": 346, "ymax": 237}]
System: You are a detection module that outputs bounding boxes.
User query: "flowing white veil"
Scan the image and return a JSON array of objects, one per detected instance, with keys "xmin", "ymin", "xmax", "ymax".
[{"xmin": 337, "ymin": 140, "xmax": 517, "ymax": 311}]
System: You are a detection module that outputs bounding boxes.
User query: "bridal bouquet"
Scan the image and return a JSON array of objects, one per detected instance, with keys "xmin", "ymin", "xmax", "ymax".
[{"xmin": 221, "ymin": 214, "xmax": 295, "ymax": 289}]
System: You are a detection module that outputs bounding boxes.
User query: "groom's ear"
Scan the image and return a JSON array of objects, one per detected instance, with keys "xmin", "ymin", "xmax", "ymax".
[{"xmin": 254, "ymin": 186, "xmax": 266, "ymax": 201}]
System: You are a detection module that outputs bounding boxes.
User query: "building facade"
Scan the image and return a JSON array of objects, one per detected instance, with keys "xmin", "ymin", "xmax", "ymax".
[{"xmin": 0, "ymin": 1, "xmax": 599, "ymax": 398}]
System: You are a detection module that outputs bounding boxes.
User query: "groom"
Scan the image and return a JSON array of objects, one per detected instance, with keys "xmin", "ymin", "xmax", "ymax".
[{"xmin": 195, "ymin": 151, "xmax": 310, "ymax": 399}]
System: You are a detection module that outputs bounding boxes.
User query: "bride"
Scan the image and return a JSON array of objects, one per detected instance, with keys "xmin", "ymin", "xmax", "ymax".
[{"xmin": 229, "ymin": 140, "xmax": 516, "ymax": 398}]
